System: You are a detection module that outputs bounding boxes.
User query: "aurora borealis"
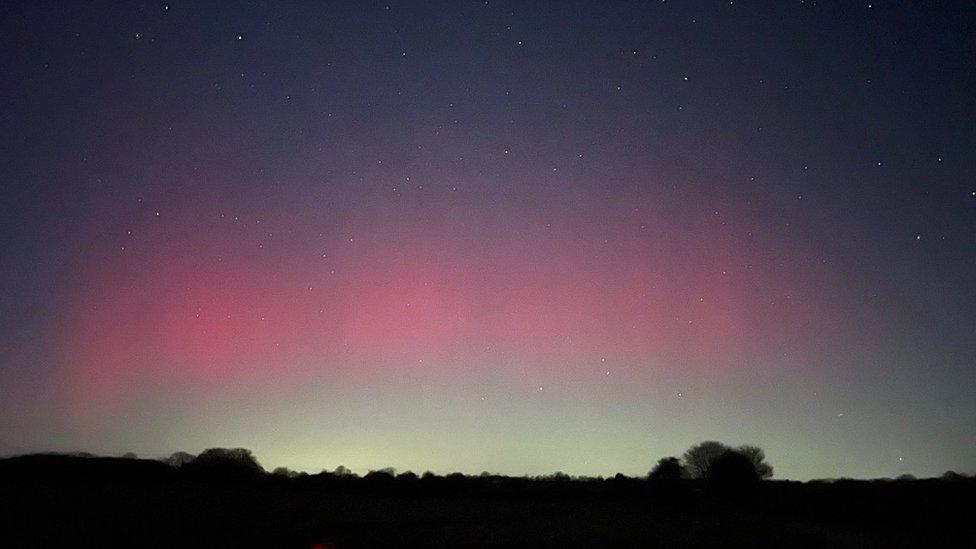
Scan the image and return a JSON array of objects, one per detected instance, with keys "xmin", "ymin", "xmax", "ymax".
[{"xmin": 1, "ymin": 1, "xmax": 974, "ymax": 480}]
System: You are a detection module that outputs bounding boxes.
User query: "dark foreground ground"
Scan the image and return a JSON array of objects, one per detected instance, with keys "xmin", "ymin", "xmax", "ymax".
[{"xmin": 1, "ymin": 455, "xmax": 974, "ymax": 548}]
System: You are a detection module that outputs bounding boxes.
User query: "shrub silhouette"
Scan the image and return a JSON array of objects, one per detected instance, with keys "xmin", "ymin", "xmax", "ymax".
[
  {"xmin": 272, "ymin": 466, "xmax": 300, "ymax": 478},
  {"xmin": 648, "ymin": 457, "xmax": 685, "ymax": 481},
  {"xmin": 682, "ymin": 441, "xmax": 729, "ymax": 479},
  {"xmin": 397, "ymin": 471, "xmax": 418, "ymax": 481},
  {"xmin": 333, "ymin": 465, "xmax": 355, "ymax": 477},
  {"xmin": 709, "ymin": 450, "xmax": 761, "ymax": 486},
  {"xmin": 737, "ymin": 445, "xmax": 773, "ymax": 480},
  {"xmin": 163, "ymin": 451, "xmax": 196, "ymax": 468},
  {"xmin": 181, "ymin": 448, "xmax": 264, "ymax": 480},
  {"xmin": 682, "ymin": 442, "xmax": 773, "ymax": 482},
  {"xmin": 364, "ymin": 468, "xmax": 396, "ymax": 483},
  {"xmin": 542, "ymin": 472, "xmax": 572, "ymax": 481}
]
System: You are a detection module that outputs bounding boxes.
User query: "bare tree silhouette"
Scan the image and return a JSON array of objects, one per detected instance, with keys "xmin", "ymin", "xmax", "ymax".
[{"xmin": 682, "ymin": 441, "xmax": 729, "ymax": 479}]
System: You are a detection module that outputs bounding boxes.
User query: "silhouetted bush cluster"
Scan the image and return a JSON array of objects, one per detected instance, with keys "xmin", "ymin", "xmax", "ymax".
[
  {"xmin": 167, "ymin": 448, "xmax": 264, "ymax": 482},
  {"xmin": 648, "ymin": 457, "xmax": 685, "ymax": 481},
  {"xmin": 679, "ymin": 441, "xmax": 774, "ymax": 485}
]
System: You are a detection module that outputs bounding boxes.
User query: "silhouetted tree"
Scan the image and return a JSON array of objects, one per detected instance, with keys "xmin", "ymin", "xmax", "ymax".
[
  {"xmin": 164, "ymin": 451, "xmax": 195, "ymax": 468},
  {"xmin": 541, "ymin": 472, "xmax": 571, "ymax": 481},
  {"xmin": 682, "ymin": 442, "xmax": 773, "ymax": 482},
  {"xmin": 648, "ymin": 457, "xmax": 685, "ymax": 481},
  {"xmin": 182, "ymin": 448, "xmax": 264, "ymax": 480},
  {"xmin": 709, "ymin": 450, "xmax": 761, "ymax": 486},
  {"xmin": 333, "ymin": 465, "xmax": 354, "ymax": 477},
  {"xmin": 364, "ymin": 467, "xmax": 396, "ymax": 481},
  {"xmin": 682, "ymin": 441, "xmax": 729, "ymax": 479},
  {"xmin": 272, "ymin": 466, "xmax": 299, "ymax": 478},
  {"xmin": 737, "ymin": 445, "xmax": 773, "ymax": 480}
]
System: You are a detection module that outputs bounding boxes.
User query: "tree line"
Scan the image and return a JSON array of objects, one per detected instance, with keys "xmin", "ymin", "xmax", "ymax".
[{"xmin": 154, "ymin": 441, "xmax": 775, "ymax": 486}]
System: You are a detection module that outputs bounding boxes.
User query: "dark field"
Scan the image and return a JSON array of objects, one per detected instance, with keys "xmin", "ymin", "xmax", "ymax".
[{"xmin": 1, "ymin": 455, "xmax": 974, "ymax": 548}]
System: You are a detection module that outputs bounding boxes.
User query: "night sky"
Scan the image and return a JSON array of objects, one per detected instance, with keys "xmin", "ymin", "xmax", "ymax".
[{"xmin": 1, "ymin": 1, "xmax": 974, "ymax": 480}]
